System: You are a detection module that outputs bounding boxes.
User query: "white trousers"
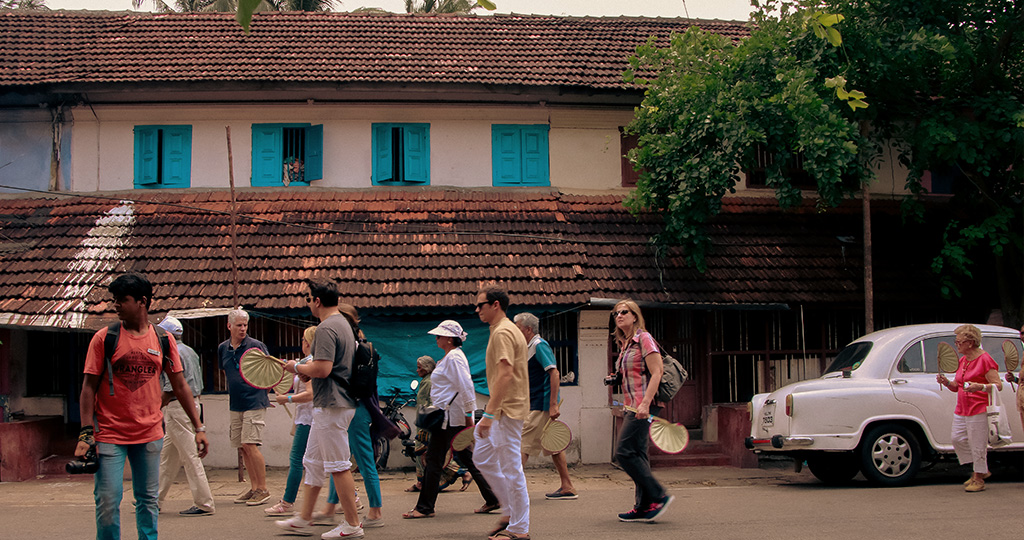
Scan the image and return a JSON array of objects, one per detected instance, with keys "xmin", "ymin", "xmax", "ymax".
[
  {"xmin": 303, "ymin": 406, "xmax": 355, "ymax": 487},
  {"xmin": 158, "ymin": 400, "xmax": 214, "ymax": 510},
  {"xmin": 474, "ymin": 415, "xmax": 530, "ymax": 535},
  {"xmin": 952, "ymin": 413, "xmax": 989, "ymax": 474}
]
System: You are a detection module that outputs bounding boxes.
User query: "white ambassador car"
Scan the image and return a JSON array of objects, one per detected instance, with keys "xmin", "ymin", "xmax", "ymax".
[{"xmin": 746, "ymin": 324, "xmax": 1024, "ymax": 486}]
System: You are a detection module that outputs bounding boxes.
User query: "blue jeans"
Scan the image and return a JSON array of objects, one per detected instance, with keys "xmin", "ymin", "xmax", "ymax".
[
  {"xmin": 327, "ymin": 403, "xmax": 381, "ymax": 507},
  {"xmin": 284, "ymin": 423, "xmax": 312, "ymax": 503},
  {"xmin": 94, "ymin": 440, "xmax": 162, "ymax": 540}
]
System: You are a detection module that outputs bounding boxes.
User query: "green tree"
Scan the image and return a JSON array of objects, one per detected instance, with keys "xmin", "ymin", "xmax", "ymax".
[
  {"xmin": 624, "ymin": 0, "xmax": 1024, "ymax": 325},
  {"xmin": 404, "ymin": 0, "xmax": 495, "ymax": 13},
  {"xmin": 0, "ymin": 0, "xmax": 48, "ymax": 9}
]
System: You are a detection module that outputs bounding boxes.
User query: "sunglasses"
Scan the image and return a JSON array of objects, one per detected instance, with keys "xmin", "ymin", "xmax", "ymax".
[
  {"xmin": 302, "ymin": 294, "xmax": 314, "ymax": 303},
  {"xmin": 475, "ymin": 301, "xmax": 493, "ymax": 310},
  {"xmin": 612, "ymin": 309, "xmax": 632, "ymax": 317}
]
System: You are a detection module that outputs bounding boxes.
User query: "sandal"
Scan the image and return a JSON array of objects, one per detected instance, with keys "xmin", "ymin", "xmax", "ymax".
[
  {"xmin": 488, "ymin": 520, "xmax": 510, "ymax": 536},
  {"xmin": 401, "ymin": 510, "xmax": 435, "ymax": 519},
  {"xmin": 489, "ymin": 531, "xmax": 530, "ymax": 540},
  {"xmin": 460, "ymin": 473, "xmax": 473, "ymax": 492},
  {"xmin": 405, "ymin": 483, "xmax": 422, "ymax": 493},
  {"xmin": 474, "ymin": 503, "xmax": 501, "ymax": 514}
]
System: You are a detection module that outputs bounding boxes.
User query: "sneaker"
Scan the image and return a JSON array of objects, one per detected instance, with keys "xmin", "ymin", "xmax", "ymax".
[
  {"xmin": 247, "ymin": 489, "xmax": 272, "ymax": 506},
  {"xmin": 311, "ymin": 512, "xmax": 338, "ymax": 526},
  {"xmin": 641, "ymin": 494, "xmax": 675, "ymax": 522},
  {"xmin": 234, "ymin": 488, "xmax": 255, "ymax": 504},
  {"xmin": 275, "ymin": 516, "xmax": 314, "ymax": 536},
  {"xmin": 321, "ymin": 522, "xmax": 364, "ymax": 539},
  {"xmin": 179, "ymin": 505, "xmax": 215, "ymax": 516},
  {"xmin": 617, "ymin": 508, "xmax": 645, "ymax": 522},
  {"xmin": 545, "ymin": 488, "xmax": 579, "ymax": 500},
  {"xmin": 265, "ymin": 500, "xmax": 294, "ymax": 516},
  {"xmin": 361, "ymin": 516, "xmax": 384, "ymax": 528}
]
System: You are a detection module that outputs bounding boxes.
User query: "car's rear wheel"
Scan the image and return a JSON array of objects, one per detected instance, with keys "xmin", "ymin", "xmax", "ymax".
[
  {"xmin": 859, "ymin": 423, "xmax": 921, "ymax": 487},
  {"xmin": 806, "ymin": 454, "xmax": 859, "ymax": 484}
]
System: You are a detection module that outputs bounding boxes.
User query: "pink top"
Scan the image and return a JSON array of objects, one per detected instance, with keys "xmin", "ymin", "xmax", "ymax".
[{"xmin": 953, "ymin": 351, "xmax": 997, "ymax": 417}]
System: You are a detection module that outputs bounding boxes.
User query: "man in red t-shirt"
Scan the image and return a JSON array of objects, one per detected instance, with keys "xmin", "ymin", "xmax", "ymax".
[{"xmin": 76, "ymin": 273, "xmax": 209, "ymax": 540}]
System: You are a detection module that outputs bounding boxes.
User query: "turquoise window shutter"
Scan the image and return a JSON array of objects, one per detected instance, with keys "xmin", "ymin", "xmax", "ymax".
[
  {"xmin": 372, "ymin": 123, "xmax": 393, "ymax": 184},
  {"xmin": 252, "ymin": 125, "xmax": 283, "ymax": 186},
  {"xmin": 134, "ymin": 126, "xmax": 159, "ymax": 186},
  {"xmin": 161, "ymin": 126, "xmax": 192, "ymax": 188},
  {"xmin": 492, "ymin": 125, "xmax": 522, "ymax": 185},
  {"xmin": 521, "ymin": 125, "xmax": 549, "ymax": 186},
  {"xmin": 305, "ymin": 124, "xmax": 323, "ymax": 182},
  {"xmin": 402, "ymin": 124, "xmax": 430, "ymax": 184}
]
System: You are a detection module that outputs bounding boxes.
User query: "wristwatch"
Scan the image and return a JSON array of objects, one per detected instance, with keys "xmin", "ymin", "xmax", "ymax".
[{"xmin": 195, "ymin": 426, "xmax": 206, "ymax": 432}]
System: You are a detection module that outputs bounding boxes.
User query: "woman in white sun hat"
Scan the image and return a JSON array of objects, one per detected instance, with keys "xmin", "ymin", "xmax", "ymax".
[{"xmin": 403, "ymin": 320, "xmax": 499, "ymax": 519}]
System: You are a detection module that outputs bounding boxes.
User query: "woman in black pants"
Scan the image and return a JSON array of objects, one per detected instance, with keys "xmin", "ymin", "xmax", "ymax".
[
  {"xmin": 607, "ymin": 300, "xmax": 674, "ymax": 523},
  {"xmin": 403, "ymin": 320, "xmax": 498, "ymax": 519}
]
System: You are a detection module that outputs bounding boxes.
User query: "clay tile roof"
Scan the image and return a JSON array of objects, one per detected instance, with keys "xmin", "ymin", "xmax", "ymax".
[
  {"xmin": 0, "ymin": 188, "xmax": 940, "ymax": 329},
  {"xmin": 0, "ymin": 11, "xmax": 749, "ymax": 89}
]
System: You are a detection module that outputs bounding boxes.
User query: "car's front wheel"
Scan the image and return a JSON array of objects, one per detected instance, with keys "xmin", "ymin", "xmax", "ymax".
[
  {"xmin": 858, "ymin": 423, "xmax": 921, "ymax": 487},
  {"xmin": 806, "ymin": 453, "xmax": 859, "ymax": 484}
]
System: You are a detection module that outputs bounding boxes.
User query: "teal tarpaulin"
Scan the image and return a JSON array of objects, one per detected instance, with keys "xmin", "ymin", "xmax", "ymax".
[{"xmin": 359, "ymin": 317, "xmax": 494, "ymax": 399}]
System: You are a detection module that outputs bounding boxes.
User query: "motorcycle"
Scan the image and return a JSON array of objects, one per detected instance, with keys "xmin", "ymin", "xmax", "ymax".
[{"xmin": 373, "ymin": 380, "xmax": 417, "ymax": 471}]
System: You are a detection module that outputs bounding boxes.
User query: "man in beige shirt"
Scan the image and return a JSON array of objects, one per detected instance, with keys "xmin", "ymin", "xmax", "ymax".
[{"xmin": 473, "ymin": 286, "xmax": 530, "ymax": 540}]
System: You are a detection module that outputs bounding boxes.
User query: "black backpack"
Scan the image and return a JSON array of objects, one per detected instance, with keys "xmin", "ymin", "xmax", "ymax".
[
  {"xmin": 330, "ymin": 334, "xmax": 379, "ymax": 400},
  {"xmin": 102, "ymin": 322, "xmax": 172, "ymax": 396}
]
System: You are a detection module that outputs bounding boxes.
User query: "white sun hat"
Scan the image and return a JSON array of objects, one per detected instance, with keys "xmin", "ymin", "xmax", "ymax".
[
  {"xmin": 158, "ymin": 316, "xmax": 184, "ymax": 338},
  {"xmin": 428, "ymin": 320, "xmax": 468, "ymax": 341}
]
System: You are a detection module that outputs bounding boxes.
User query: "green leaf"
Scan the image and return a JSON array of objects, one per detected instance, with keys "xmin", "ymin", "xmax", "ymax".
[
  {"xmin": 848, "ymin": 99, "xmax": 868, "ymax": 110},
  {"xmin": 816, "ymin": 13, "xmax": 844, "ymax": 27},
  {"xmin": 826, "ymin": 27, "xmax": 842, "ymax": 47},
  {"xmin": 476, "ymin": 0, "xmax": 497, "ymax": 10},
  {"xmin": 236, "ymin": 0, "xmax": 261, "ymax": 33}
]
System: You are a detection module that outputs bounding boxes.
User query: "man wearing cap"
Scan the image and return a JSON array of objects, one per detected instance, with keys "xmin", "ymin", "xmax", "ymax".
[
  {"xmin": 514, "ymin": 312, "xmax": 577, "ymax": 500},
  {"xmin": 157, "ymin": 316, "xmax": 215, "ymax": 516},
  {"xmin": 473, "ymin": 287, "xmax": 530, "ymax": 540},
  {"xmin": 218, "ymin": 308, "xmax": 272, "ymax": 506}
]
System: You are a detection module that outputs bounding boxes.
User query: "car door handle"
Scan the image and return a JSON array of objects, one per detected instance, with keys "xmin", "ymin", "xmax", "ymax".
[{"xmin": 892, "ymin": 379, "xmax": 909, "ymax": 384}]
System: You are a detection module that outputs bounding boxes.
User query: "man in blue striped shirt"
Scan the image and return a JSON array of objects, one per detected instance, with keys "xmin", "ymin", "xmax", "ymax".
[{"xmin": 514, "ymin": 313, "xmax": 577, "ymax": 500}]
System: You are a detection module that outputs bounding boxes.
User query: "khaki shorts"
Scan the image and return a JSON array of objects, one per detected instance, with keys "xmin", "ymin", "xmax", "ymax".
[
  {"xmin": 521, "ymin": 409, "xmax": 558, "ymax": 456},
  {"xmin": 230, "ymin": 409, "xmax": 266, "ymax": 447}
]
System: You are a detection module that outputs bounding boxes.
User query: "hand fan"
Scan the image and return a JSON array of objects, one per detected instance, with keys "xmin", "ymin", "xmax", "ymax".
[
  {"xmin": 239, "ymin": 348, "xmax": 285, "ymax": 389},
  {"xmin": 540, "ymin": 419, "xmax": 572, "ymax": 454},
  {"xmin": 274, "ymin": 373, "xmax": 294, "ymax": 395},
  {"xmin": 451, "ymin": 425, "xmax": 475, "ymax": 452},
  {"xmin": 937, "ymin": 341, "xmax": 959, "ymax": 374},
  {"xmin": 613, "ymin": 401, "xmax": 689, "ymax": 454},
  {"xmin": 1002, "ymin": 340, "xmax": 1019, "ymax": 373}
]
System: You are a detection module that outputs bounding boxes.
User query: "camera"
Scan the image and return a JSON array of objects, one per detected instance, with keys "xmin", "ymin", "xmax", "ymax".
[
  {"xmin": 604, "ymin": 373, "xmax": 622, "ymax": 387},
  {"xmin": 66, "ymin": 446, "xmax": 99, "ymax": 474}
]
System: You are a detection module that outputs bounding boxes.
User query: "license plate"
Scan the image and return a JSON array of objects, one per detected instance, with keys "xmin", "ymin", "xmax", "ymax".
[{"xmin": 762, "ymin": 403, "xmax": 775, "ymax": 428}]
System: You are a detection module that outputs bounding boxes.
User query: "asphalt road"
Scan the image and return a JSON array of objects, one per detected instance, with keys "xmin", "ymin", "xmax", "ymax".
[{"xmin": 4, "ymin": 460, "xmax": 1024, "ymax": 540}]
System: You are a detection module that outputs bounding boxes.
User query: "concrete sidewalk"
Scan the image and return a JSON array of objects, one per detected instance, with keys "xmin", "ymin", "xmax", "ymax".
[{"xmin": 0, "ymin": 462, "xmax": 805, "ymax": 540}]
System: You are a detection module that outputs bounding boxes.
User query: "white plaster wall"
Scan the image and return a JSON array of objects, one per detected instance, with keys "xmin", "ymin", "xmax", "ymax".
[
  {"xmin": 67, "ymin": 104, "xmax": 632, "ymax": 192},
  {"xmin": 577, "ymin": 309, "xmax": 615, "ymax": 464}
]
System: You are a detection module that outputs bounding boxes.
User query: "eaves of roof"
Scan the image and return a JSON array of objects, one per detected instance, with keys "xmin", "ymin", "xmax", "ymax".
[{"xmin": 0, "ymin": 188, "xmax": 941, "ymax": 330}]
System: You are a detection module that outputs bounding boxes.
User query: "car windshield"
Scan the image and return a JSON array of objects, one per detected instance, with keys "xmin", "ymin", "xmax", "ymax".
[{"xmin": 825, "ymin": 342, "xmax": 873, "ymax": 373}]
